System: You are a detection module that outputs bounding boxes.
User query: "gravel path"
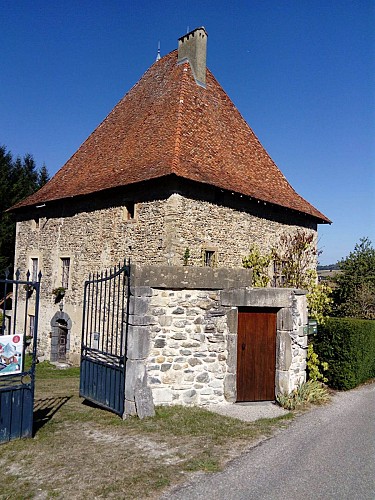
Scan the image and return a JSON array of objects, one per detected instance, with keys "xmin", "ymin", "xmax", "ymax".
[{"xmin": 208, "ymin": 401, "xmax": 288, "ymax": 421}]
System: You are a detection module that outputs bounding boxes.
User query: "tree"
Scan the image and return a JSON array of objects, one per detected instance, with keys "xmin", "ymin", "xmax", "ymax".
[
  {"xmin": 38, "ymin": 163, "xmax": 49, "ymax": 188},
  {"xmin": 332, "ymin": 237, "xmax": 375, "ymax": 319},
  {"xmin": 0, "ymin": 145, "xmax": 50, "ymax": 275}
]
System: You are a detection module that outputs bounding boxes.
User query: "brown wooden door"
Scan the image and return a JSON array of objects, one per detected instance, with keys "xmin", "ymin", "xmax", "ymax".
[{"xmin": 237, "ymin": 308, "xmax": 277, "ymax": 402}]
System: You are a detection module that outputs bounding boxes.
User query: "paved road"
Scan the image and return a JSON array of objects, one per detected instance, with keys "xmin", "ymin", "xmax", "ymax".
[{"xmin": 163, "ymin": 383, "xmax": 375, "ymax": 500}]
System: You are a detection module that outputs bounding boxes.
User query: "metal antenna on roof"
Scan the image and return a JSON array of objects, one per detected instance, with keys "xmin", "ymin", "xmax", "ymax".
[{"xmin": 156, "ymin": 41, "xmax": 161, "ymax": 61}]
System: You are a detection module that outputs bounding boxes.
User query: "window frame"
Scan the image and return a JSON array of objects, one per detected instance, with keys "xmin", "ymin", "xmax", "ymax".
[
  {"xmin": 30, "ymin": 257, "xmax": 38, "ymax": 282},
  {"xmin": 61, "ymin": 257, "xmax": 71, "ymax": 289},
  {"xmin": 122, "ymin": 202, "xmax": 137, "ymax": 221},
  {"xmin": 28, "ymin": 315, "xmax": 35, "ymax": 338},
  {"xmin": 202, "ymin": 247, "xmax": 217, "ymax": 268}
]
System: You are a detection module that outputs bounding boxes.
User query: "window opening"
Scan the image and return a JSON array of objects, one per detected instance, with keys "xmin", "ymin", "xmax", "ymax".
[
  {"xmin": 29, "ymin": 315, "xmax": 35, "ymax": 337},
  {"xmin": 123, "ymin": 202, "xmax": 136, "ymax": 220},
  {"xmin": 204, "ymin": 250, "xmax": 216, "ymax": 267},
  {"xmin": 31, "ymin": 258, "xmax": 38, "ymax": 282},
  {"xmin": 61, "ymin": 258, "xmax": 70, "ymax": 289}
]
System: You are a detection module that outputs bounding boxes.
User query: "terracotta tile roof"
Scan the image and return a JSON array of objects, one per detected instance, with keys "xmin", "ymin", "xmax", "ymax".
[{"xmin": 11, "ymin": 50, "xmax": 330, "ymax": 223}]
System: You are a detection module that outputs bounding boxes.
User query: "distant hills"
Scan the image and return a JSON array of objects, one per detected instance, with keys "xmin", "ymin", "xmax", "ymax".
[{"xmin": 317, "ymin": 264, "xmax": 340, "ymax": 271}]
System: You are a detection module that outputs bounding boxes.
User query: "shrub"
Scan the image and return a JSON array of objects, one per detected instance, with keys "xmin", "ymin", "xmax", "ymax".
[
  {"xmin": 276, "ymin": 380, "xmax": 329, "ymax": 410},
  {"xmin": 314, "ymin": 317, "xmax": 375, "ymax": 390},
  {"xmin": 306, "ymin": 343, "xmax": 328, "ymax": 382},
  {"xmin": 242, "ymin": 245, "xmax": 272, "ymax": 287}
]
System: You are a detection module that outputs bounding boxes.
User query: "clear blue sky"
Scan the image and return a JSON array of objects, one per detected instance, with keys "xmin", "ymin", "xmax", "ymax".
[{"xmin": 1, "ymin": 0, "xmax": 374, "ymax": 265}]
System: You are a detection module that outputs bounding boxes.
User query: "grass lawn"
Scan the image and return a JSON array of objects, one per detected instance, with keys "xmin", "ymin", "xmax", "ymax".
[{"xmin": 0, "ymin": 360, "xmax": 293, "ymax": 499}]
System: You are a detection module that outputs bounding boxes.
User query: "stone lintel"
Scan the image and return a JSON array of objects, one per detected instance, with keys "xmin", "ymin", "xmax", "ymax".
[
  {"xmin": 221, "ymin": 287, "xmax": 298, "ymax": 308},
  {"xmin": 131, "ymin": 265, "xmax": 252, "ymax": 290}
]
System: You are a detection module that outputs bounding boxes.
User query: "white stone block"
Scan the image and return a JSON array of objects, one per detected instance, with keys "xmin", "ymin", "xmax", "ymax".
[{"xmin": 152, "ymin": 388, "xmax": 173, "ymax": 404}]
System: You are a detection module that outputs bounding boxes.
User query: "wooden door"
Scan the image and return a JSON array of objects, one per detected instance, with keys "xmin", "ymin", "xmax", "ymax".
[
  {"xmin": 237, "ymin": 308, "xmax": 277, "ymax": 402},
  {"xmin": 57, "ymin": 326, "xmax": 67, "ymax": 362}
]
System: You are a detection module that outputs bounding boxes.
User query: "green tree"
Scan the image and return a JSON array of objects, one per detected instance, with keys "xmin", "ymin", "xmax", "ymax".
[
  {"xmin": 38, "ymin": 163, "xmax": 49, "ymax": 188},
  {"xmin": 332, "ymin": 237, "xmax": 375, "ymax": 319},
  {"xmin": 0, "ymin": 145, "xmax": 49, "ymax": 275}
]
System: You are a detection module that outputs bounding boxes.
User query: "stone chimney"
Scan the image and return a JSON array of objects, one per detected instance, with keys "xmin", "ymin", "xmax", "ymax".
[{"xmin": 177, "ymin": 27, "xmax": 207, "ymax": 87}]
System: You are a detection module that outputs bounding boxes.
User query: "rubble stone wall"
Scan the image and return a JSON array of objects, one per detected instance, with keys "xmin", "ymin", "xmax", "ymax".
[
  {"xmin": 124, "ymin": 267, "xmax": 308, "ymax": 416},
  {"xmin": 13, "ymin": 188, "xmax": 315, "ymax": 367}
]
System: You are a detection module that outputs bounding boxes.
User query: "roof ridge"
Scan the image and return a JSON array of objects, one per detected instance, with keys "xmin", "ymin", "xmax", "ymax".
[{"xmin": 172, "ymin": 62, "xmax": 189, "ymax": 172}]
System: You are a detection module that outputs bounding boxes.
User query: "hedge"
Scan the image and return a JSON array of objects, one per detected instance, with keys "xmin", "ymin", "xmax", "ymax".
[{"xmin": 314, "ymin": 317, "xmax": 375, "ymax": 390}]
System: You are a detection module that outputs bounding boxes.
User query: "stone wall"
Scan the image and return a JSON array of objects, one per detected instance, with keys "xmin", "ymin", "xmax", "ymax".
[
  {"xmin": 146, "ymin": 288, "xmax": 228, "ymax": 406},
  {"xmin": 124, "ymin": 266, "xmax": 308, "ymax": 417},
  {"xmin": 14, "ymin": 186, "xmax": 316, "ymax": 363}
]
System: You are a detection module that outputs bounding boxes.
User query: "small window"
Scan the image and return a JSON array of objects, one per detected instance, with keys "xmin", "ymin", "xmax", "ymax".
[
  {"xmin": 61, "ymin": 258, "xmax": 70, "ymax": 289},
  {"xmin": 31, "ymin": 258, "xmax": 38, "ymax": 282},
  {"xmin": 123, "ymin": 202, "xmax": 136, "ymax": 220},
  {"xmin": 29, "ymin": 315, "xmax": 35, "ymax": 338},
  {"xmin": 203, "ymin": 250, "xmax": 216, "ymax": 267}
]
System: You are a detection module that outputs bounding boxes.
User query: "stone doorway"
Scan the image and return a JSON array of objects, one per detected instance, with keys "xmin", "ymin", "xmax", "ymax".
[{"xmin": 50, "ymin": 311, "xmax": 72, "ymax": 362}]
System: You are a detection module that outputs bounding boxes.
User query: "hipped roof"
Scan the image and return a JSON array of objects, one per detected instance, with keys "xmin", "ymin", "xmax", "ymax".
[{"xmin": 11, "ymin": 50, "xmax": 330, "ymax": 223}]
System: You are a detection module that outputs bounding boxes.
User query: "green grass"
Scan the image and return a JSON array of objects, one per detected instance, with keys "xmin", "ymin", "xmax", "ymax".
[
  {"xmin": 0, "ymin": 365, "xmax": 294, "ymax": 499},
  {"xmin": 24, "ymin": 355, "xmax": 80, "ymax": 378}
]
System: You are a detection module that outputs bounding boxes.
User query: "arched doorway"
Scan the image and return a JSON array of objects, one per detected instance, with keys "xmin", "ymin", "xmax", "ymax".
[{"xmin": 50, "ymin": 311, "xmax": 72, "ymax": 362}]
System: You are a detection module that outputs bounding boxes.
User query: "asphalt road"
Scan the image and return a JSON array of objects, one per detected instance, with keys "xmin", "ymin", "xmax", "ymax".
[{"xmin": 163, "ymin": 382, "xmax": 375, "ymax": 500}]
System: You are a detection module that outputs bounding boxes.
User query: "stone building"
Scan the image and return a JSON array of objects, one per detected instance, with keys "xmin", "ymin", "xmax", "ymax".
[{"xmin": 10, "ymin": 28, "xmax": 329, "ymax": 408}]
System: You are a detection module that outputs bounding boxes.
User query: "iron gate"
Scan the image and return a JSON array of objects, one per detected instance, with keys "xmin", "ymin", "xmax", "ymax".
[
  {"xmin": 79, "ymin": 260, "xmax": 130, "ymax": 416},
  {"xmin": 0, "ymin": 269, "xmax": 41, "ymax": 443}
]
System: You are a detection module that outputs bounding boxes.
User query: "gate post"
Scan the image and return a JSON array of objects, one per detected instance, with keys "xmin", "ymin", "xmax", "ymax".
[{"xmin": 123, "ymin": 280, "xmax": 155, "ymax": 419}]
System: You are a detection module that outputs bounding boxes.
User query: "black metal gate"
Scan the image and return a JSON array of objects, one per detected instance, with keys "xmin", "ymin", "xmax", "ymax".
[
  {"xmin": 79, "ymin": 260, "xmax": 130, "ymax": 416},
  {"xmin": 0, "ymin": 269, "xmax": 41, "ymax": 443}
]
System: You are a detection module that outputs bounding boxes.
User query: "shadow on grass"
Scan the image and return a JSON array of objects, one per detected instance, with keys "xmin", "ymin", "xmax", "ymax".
[
  {"xmin": 33, "ymin": 396, "xmax": 71, "ymax": 435},
  {"xmin": 81, "ymin": 397, "xmax": 120, "ymax": 416}
]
